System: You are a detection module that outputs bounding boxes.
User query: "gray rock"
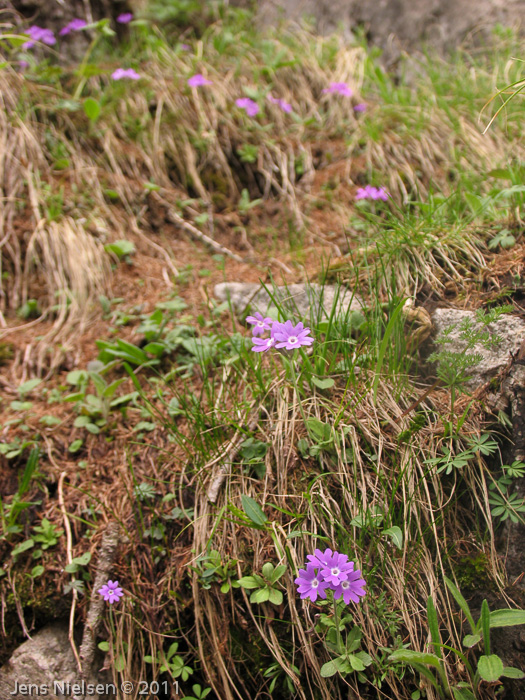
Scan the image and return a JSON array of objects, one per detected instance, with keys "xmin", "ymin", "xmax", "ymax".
[
  {"xmin": 431, "ymin": 308, "xmax": 525, "ymax": 388},
  {"xmin": 214, "ymin": 282, "xmax": 364, "ymax": 323},
  {"xmin": 0, "ymin": 624, "xmax": 112, "ymax": 700},
  {"xmin": 248, "ymin": 0, "xmax": 524, "ymax": 65}
]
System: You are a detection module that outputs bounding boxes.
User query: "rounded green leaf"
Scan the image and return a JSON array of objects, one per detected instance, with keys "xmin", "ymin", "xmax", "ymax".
[
  {"xmin": 83, "ymin": 97, "xmax": 101, "ymax": 122},
  {"xmin": 477, "ymin": 654, "xmax": 503, "ymax": 682}
]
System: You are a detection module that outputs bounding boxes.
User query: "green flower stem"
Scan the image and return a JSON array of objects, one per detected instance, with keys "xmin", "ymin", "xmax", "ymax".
[
  {"xmin": 287, "ymin": 355, "xmax": 308, "ymax": 428},
  {"xmin": 332, "ymin": 595, "xmax": 343, "ymax": 655}
]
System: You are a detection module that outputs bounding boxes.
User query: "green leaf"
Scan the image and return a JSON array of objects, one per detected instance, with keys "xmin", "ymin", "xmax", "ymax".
[
  {"xmin": 320, "ymin": 660, "xmax": 338, "ymax": 677},
  {"xmin": 388, "ymin": 649, "xmax": 442, "ymax": 668},
  {"xmin": 268, "ymin": 588, "xmax": 283, "ymax": 605},
  {"xmin": 487, "ymin": 169, "xmax": 512, "ymax": 180},
  {"xmin": 250, "ymin": 587, "xmax": 270, "ymax": 603},
  {"xmin": 11, "ymin": 538, "xmax": 35, "ymax": 557},
  {"xmin": 481, "ymin": 600, "xmax": 491, "ymax": 655},
  {"xmin": 462, "ymin": 633, "xmax": 481, "ymax": 648},
  {"xmin": 261, "ymin": 562, "xmax": 274, "ymax": 579},
  {"xmin": 105, "ymin": 240, "xmax": 135, "ymax": 259},
  {"xmin": 98, "ymin": 641, "xmax": 110, "ymax": 652},
  {"xmin": 348, "ymin": 654, "xmax": 365, "ymax": 671},
  {"xmin": 270, "ymin": 564, "xmax": 287, "ymax": 583},
  {"xmin": 68, "ymin": 439, "xmax": 83, "ymax": 453},
  {"xmin": 241, "ymin": 495, "xmax": 268, "ymax": 526},
  {"xmin": 237, "ymin": 576, "xmax": 259, "ymax": 589},
  {"xmin": 31, "ymin": 565, "xmax": 45, "ymax": 578},
  {"xmin": 477, "ymin": 654, "xmax": 503, "ymax": 682},
  {"xmin": 382, "ymin": 526, "xmax": 403, "ymax": 550},
  {"xmin": 427, "ymin": 596, "xmax": 442, "ymax": 658},
  {"xmin": 445, "ymin": 577, "xmax": 476, "ymax": 633},
  {"xmin": 311, "ymin": 376, "xmax": 335, "ymax": 390},
  {"xmin": 489, "ymin": 609, "xmax": 525, "ymax": 628},
  {"xmin": 18, "ymin": 378, "xmax": 42, "ymax": 396},
  {"xmin": 452, "ymin": 688, "xmax": 476, "ymax": 700},
  {"xmin": 501, "ymin": 666, "xmax": 525, "ymax": 679},
  {"xmin": 83, "ymin": 97, "xmax": 101, "ymax": 122}
]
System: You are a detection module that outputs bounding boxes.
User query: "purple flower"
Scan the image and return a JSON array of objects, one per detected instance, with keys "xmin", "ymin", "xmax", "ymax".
[
  {"xmin": 333, "ymin": 568, "xmax": 366, "ymax": 604},
  {"xmin": 98, "ymin": 579, "xmax": 124, "ymax": 604},
  {"xmin": 320, "ymin": 551, "xmax": 354, "ymax": 587},
  {"xmin": 180, "ymin": 43, "xmax": 191, "ymax": 50},
  {"xmin": 272, "ymin": 320, "xmax": 313, "ymax": 350},
  {"xmin": 18, "ymin": 60, "xmax": 30, "ymax": 69},
  {"xmin": 355, "ymin": 185, "xmax": 389, "ymax": 202},
  {"xmin": 59, "ymin": 18, "xmax": 87, "ymax": 36},
  {"xmin": 322, "ymin": 82, "xmax": 353, "ymax": 97},
  {"xmin": 295, "ymin": 564, "xmax": 331, "ymax": 602},
  {"xmin": 251, "ymin": 336, "xmax": 276, "ymax": 353},
  {"xmin": 267, "ymin": 94, "xmax": 292, "ymax": 113},
  {"xmin": 23, "ymin": 25, "xmax": 56, "ymax": 49},
  {"xmin": 353, "ymin": 102, "xmax": 367, "ymax": 112},
  {"xmin": 246, "ymin": 311, "xmax": 273, "ymax": 337},
  {"xmin": 111, "ymin": 68, "xmax": 141, "ymax": 80},
  {"xmin": 306, "ymin": 547, "xmax": 334, "ymax": 568},
  {"xmin": 236, "ymin": 97, "xmax": 260, "ymax": 117},
  {"xmin": 188, "ymin": 73, "xmax": 212, "ymax": 87},
  {"xmin": 117, "ymin": 13, "xmax": 133, "ymax": 23}
]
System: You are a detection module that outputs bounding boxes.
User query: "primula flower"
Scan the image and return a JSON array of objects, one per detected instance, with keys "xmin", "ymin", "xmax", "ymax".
[
  {"xmin": 353, "ymin": 102, "xmax": 367, "ymax": 112},
  {"xmin": 246, "ymin": 311, "xmax": 273, "ymax": 337},
  {"xmin": 188, "ymin": 73, "xmax": 212, "ymax": 87},
  {"xmin": 111, "ymin": 68, "xmax": 141, "ymax": 80},
  {"xmin": 251, "ymin": 336, "xmax": 276, "ymax": 353},
  {"xmin": 333, "ymin": 568, "xmax": 367, "ymax": 604},
  {"xmin": 322, "ymin": 82, "xmax": 353, "ymax": 97},
  {"xmin": 98, "ymin": 579, "xmax": 124, "ymax": 604},
  {"xmin": 320, "ymin": 551, "xmax": 354, "ymax": 586},
  {"xmin": 296, "ymin": 547, "xmax": 367, "ymax": 606},
  {"xmin": 23, "ymin": 25, "xmax": 56, "ymax": 49},
  {"xmin": 267, "ymin": 94, "xmax": 292, "ymax": 113},
  {"xmin": 272, "ymin": 320, "xmax": 313, "ymax": 350},
  {"xmin": 355, "ymin": 185, "xmax": 389, "ymax": 202},
  {"xmin": 117, "ymin": 13, "xmax": 133, "ymax": 23},
  {"xmin": 59, "ymin": 18, "xmax": 86, "ymax": 36},
  {"xmin": 180, "ymin": 43, "xmax": 191, "ymax": 50},
  {"xmin": 295, "ymin": 563, "xmax": 331, "ymax": 602},
  {"xmin": 236, "ymin": 97, "xmax": 260, "ymax": 117}
]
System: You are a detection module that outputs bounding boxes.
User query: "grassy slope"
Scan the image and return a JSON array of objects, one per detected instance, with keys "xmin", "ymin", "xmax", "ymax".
[{"xmin": 0, "ymin": 4, "xmax": 524, "ymax": 699}]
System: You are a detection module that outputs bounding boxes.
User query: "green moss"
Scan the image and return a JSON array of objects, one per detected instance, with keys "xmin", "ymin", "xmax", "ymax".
[
  {"xmin": 0, "ymin": 342, "xmax": 13, "ymax": 365},
  {"xmin": 455, "ymin": 553, "xmax": 492, "ymax": 593}
]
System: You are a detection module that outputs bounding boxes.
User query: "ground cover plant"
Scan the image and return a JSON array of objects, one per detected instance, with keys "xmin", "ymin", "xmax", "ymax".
[{"xmin": 0, "ymin": 2, "xmax": 525, "ymax": 699}]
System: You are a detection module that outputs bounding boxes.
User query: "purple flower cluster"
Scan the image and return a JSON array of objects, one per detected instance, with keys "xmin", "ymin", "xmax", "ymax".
[
  {"xmin": 267, "ymin": 94, "xmax": 292, "ymax": 113},
  {"xmin": 355, "ymin": 185, "xmax": 390, "ymax": 201},
  {"xmin": 295, "ymin": 548, "xmax": 366, "ymax": 604},
  {"xmin": 247, "ymin": 313, "xmax": 314, "ymax": 352},
  {"xmin": 98, "ymin": 579, "xmax": 124, "ymax": 604},
  {"xmin": 23, "ymin": 26, "xmax": 56, "ymax": 49},
  {"xmin": 322, "ymin": 82, "xmax": 353, "ymax": 97},
  {"xmin": 111, "ymin": 68, "xmax": 141, "ymax": 81},
  {"xmin": 236, "ymin": 97, "xmax": 260, "ymax": 117}
]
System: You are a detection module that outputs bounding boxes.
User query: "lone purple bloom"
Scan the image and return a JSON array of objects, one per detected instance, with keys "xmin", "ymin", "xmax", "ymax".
[
  {"xmin": 59, "ymin": 19, "xmax": 87, "ymax": 36},
  {"xmin": 333, "ymin": 568, "xmax": 366, "ymax": 604},
  {"xmin": 188, "ymin": 73, "xmax": 212, "ymax": 87},
  {"xmin": 322, "ymin": 82, "xmax": 353, "ymax": 97},
  {"xmin": 236, "ymin": 97, "xmax": 260, "ymax": 117},
  {"xmin": 353, "ymin": 103, "xmax": 367, "ymax": 112},
  {"xmin": 273, "ymin": 321, "xmax": 313, "ymax": 350},
  {"xmin": 246, "ymin": 311, "xmax": 273, "ymax": 337},
  {"xmin": 251, "ymin": 336, "xmax": 276, "ymax": 353},
  {"xmin": 98, "ymin": 580, "xmax": 124, "ymax": 604},
  {"xmin": 320, "ymin": 551, "xmax": 354, "ymax": 586},
  {"xmin": 295, "ymin": 564, "xmax": 331, "ymax": 602},
  {"xmin": 117, "ymin": 13, "xmax": 133, "ymax": 23},
  {"xmin": 111, "ymin": 68, "xmax": 141, "ymax": 80}
]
